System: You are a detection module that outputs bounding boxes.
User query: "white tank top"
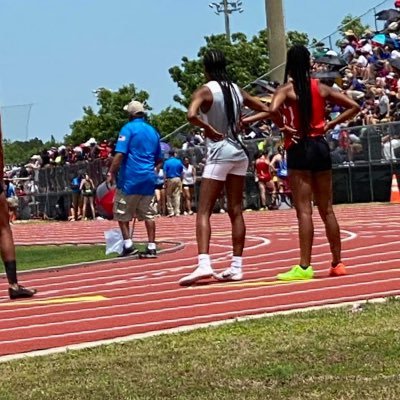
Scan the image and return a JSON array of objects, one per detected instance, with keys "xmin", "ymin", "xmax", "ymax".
[
  {"xmin": 200, "ymin": 81, "xmax": 247, "ymax": 163},
  {"xmin": 182, "ymin": 164, "xmax": 195, "ymax": 185}
]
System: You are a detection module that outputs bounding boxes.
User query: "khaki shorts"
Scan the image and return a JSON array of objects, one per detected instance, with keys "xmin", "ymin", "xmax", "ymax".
[{"xmin": 113, "ymin": 190, "xmax": 155, "ymax": 222}]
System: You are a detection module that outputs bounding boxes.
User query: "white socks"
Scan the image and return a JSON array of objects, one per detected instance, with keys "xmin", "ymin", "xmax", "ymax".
[
  {"xmin": 231, "ymin": 256, "xmax": 243, "ymax": 270},
  {"xmin": 148, "ymin": 242, "xmax": 156, "ymax": 250},
  {"xmin": 198, "ymin": 254, "xmax": 243, "ymax": 271},
  {"xmin": 198, "ymin": 254, "xmax": 211, "ymax": 269},
  {"xmin": 124, "ymin": 239, "xmax": 133, "ymax": 249}
]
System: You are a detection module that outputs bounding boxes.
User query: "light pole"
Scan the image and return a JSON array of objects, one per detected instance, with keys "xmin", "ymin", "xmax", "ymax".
[
  {"xmin": 209, "ymin": 1, "xmax": 244, "ymax": 43},
  {"xmin": 265, "ymin": 0, "xmax": 286, "ymax": 83}
]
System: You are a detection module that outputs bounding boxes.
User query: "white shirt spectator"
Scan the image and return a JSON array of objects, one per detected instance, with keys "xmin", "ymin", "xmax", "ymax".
[
  {"xmin": 391, "ymin": 49, "xmax": 400, "ymax": 59},
  {"xmin": 378, "ymin": 93, "xmax": 390, "ymax": 116},
  {"xmin": 343, "ymin": 44, "xmax": 355, "ymax": 62},
  {"xmin": 356, "ymin": 55, "xmax": 368, "ymax": 67}
]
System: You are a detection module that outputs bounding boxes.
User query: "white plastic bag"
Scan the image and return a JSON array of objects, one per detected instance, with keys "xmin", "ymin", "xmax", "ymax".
[{"xmin": 104, "ymin": 228, "xmax": 124, "ymax": 255}]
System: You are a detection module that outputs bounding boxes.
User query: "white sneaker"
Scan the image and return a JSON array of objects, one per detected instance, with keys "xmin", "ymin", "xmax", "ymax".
[
  {"xmin": 215, "ymin": 267, "xmax": 243, "ymax": 282},
  {"xmin": 179, "ymin": 265, "xmax": 214, "ymax": 286}
]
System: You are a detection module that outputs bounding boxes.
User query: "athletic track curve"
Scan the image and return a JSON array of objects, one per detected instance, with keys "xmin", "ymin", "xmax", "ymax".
[{"xmin": 1, "ymin": 203, "xmax": 399, "ymax": 360}]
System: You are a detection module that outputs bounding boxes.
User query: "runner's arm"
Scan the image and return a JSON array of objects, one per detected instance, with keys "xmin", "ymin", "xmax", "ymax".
[
  {"xmin": 240, "ymin": 90, "xmax": 271, "ymax": 125},
  {"xmin": 268, "ymin": 86, "xmax": 288, "ymax": 129},
  {"xmin": 321, "ymin": 84, "xmax": 361, "ymax": 131}
]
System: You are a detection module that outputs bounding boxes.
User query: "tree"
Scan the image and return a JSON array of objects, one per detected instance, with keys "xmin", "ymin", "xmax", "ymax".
[
  {"xmin": 286, "ymin": 31, "xmax": 309, "ymax": 47},
  {"xmin": 148, "ymin": 107, "xmax": 187, "ymax": 138},
  {"xmin": 3, "ymin": 137, "xmax": 61, "ymax": 166},
  {"xmin": 65, "ymin": 84, "xmax": 151, "ymax": 146},
  {"xmin": 337, "ymin": 14, "xmax": 371, "ymax": 41},
  {"xmin": 168, "ymin": 30, "xmax": 311, "ymax": 109},
  {"xmin": 169, "ymin": 31, "xmax": 270, "ymax": 108}
]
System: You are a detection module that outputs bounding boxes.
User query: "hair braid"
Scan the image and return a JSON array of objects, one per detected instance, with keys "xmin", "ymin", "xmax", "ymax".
[
  {"xmin": 203, "ymin": 50, "xmax": 241, "ymax": 141},
  {"xmin": 284, "ymin": 45, "xmax": 313, "ymax": 137}
]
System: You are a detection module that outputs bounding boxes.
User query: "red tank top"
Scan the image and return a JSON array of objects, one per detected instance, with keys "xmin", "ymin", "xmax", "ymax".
[
  {"xmin": 255, "ymin": 157, "xmax": 272, "ymax": 182},
  {"xmin": 281, "ymin": 78, "xmax": 326, "ymax": 149}
]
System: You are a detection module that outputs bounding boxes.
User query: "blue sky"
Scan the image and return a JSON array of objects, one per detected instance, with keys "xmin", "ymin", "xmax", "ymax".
[{"xmin": 0, "ymin": 0, "xmax": 391, "ymax": 142}]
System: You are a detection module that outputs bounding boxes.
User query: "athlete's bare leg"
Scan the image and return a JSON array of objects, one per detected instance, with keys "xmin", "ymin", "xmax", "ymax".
[
  {"xmin": 289, "ymin": 170, "xmax": 314, "ymax": 266},
  {"xmin": 0, "ymin": 192, "xmax": 36, "ymax": 299},
  {"xmin": 196, "ymin": 178, "xmax": 225, "ymax": 254},
  {"xmin": 312, "ymin": 170, "xmax": 341, "ymax": 265},
  {"xmin": 225, "ymin": 174, "xmax": 246, "ymax": 256}
]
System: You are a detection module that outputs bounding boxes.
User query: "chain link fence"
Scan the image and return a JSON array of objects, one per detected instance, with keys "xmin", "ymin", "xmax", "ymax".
[{"xmin": 10, "ymin": 120, "xmax": 400, "ymax": 220}]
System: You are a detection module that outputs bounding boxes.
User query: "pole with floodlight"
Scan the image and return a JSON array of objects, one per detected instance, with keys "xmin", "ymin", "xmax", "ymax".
[{"xmin": 208, "ymin": 1, "xmax": 244, "ymax": 43}]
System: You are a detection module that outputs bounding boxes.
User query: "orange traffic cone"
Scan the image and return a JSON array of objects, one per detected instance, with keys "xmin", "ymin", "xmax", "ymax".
[{"xmin": 390, "ymin": 174, "xmax": 400, "ymax": 204}]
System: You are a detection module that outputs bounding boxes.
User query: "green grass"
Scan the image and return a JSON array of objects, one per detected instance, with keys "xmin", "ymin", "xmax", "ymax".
[
  {"xmin": 15, "ymin": 244, "xmax": 146, "ymax": 271},
  {"xmin": 1, "ymin": 300, "xmax": 400, "ymax": 399}
]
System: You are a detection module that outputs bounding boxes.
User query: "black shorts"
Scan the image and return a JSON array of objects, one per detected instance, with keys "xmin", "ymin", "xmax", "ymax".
[
  {"xmin": 287, "ymin": 136, "xmax": 332, "ymax": 172},
  {"xmin": 155, "ymin": 184, "xmax": 164, "ymax": 190},
  {"xmin": 182, "ymin": 184, "xmax": 194, "ymax": 189}
]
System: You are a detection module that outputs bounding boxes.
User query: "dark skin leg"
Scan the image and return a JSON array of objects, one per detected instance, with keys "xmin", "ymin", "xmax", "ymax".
[
  {"xmin": 289, "ymin": 170, "xmax": 314, "ymax": 266},
  {"xmin": 196, "ymin": 178, "xmax": 225, "ymax": 254},
  {"xmin": 118, "ymin": 221, "xmax": 131, "ymax": 241},
  {"xmin": 0, "ymin": 192, "xmax": 19, "ymax": 289},
  {"xmin": 225, "ymin": 174, "xmax": 246, "ymax": 256},
  {"xmin": 289, "ymin": 169, "xmax": 342, "ymax": 267},
  {"xmin": 145, "ymin": 219, "xmax": 156, "ymax": 243},
  {"xmin": 312, "ymin": 170, "xmax": 341, "ymax": 265}
]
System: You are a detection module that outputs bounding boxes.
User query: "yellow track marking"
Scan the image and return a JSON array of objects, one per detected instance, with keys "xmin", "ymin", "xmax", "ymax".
[{"xmin": 1, "ymin": 295, "xmax": 107, "ymax": 306}]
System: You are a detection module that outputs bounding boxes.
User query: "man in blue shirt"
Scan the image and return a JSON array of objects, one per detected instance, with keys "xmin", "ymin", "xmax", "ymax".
[
  {"xmin": 107, "ymin": 100, "xmax": 162, "ymax": 257},
  {"xmin": 164, "ymin": 150, "xmax": 184, "ymax": 217}
]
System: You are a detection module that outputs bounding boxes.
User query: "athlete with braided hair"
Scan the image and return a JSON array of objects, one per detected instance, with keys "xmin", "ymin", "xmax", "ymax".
[
  {"xmin": 254, "ymin": 45, "xmax": 360, "ymax": 280},
  {"xmin": 179, "ymin": 49, "xmax": 270, "ymax": 286},
  {"xmin": 0, "ymin": 114, "xmax": 36, "ymax": 299}
]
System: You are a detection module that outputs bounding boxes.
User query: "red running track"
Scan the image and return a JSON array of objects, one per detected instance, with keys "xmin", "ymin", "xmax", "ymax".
[{"xmin": 1, "ymin": 203, "xmax": 400, "ymax": 359}]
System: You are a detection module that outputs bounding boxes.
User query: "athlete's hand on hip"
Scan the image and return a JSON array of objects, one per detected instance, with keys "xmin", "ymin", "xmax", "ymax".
[
  {"xmin": 279, "ymin": 125, "xmax": 299, "ymax": 144},
  {"xmin": 205, "ymin": 126, "xmax": 224, "ymax": 142}
]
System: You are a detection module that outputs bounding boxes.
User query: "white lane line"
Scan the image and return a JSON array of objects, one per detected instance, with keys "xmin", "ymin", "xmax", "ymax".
[
  {"xmin": 2, "ymin": 266, "xmax": 400, "ymax": 329},
  {"xmin": 0, "ymin": 288, "xmax": 399, "ymax": 347},
  {"xmin": 14, "ymin": 243, "xmax": 400, "ymax": 295},
  {"xmin": 11, "ymin": 230, "xmax": 365, "ymax": 288},
  {"xmin": 1, "ymin": 254, "xmax": 398, "ymax": 318},
  {"xmin": 0, "ymin": 295, "xmax": 394, "ymax": 364}
]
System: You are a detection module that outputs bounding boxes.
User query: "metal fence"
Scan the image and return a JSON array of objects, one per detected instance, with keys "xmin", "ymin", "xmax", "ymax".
[{"xmin": 11, "ymin": 121, "xmax": 400, "ymax": 219}]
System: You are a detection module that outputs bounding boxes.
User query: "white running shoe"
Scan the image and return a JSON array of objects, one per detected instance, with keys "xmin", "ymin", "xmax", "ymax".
[
  {"xmin": 215, "ymin": 267, "xmax": 243, "ymax": 282},
  {"xmin": 179, "ymin": 265, "xmax": 214, "ymax": 286}
]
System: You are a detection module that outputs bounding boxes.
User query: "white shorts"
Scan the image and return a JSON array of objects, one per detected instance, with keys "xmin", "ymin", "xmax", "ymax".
[{"xmin": 202, "ymin": 159, "xmax": 249, "ymax": 181}]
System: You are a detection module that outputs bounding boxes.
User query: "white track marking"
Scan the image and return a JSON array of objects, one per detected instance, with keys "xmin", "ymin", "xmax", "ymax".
[{"xmin": 0, "ymin": 288, "xmax": 399, "ymax": 348}]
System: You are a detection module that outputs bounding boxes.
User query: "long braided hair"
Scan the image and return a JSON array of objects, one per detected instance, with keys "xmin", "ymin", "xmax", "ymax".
[
  {"xmin": 203, "ymin": 50, "xmax": 241, "ymax": 142},
  {"xmin": 284, "ymin": 45, "xmax": 313, "ymax": 137}
]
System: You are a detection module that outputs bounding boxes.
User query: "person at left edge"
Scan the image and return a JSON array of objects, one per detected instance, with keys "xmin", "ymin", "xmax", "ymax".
[
  {"xmin": 107, "ymin": 100, "xmax": 162, "ymax": 258},
  {"xmin": 0, "ymin": 113, "xmax": 36, "ymax": 299}
]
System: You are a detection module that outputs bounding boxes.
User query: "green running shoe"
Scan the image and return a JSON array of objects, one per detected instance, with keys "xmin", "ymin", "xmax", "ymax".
[{"xmin": 276, "ymin": 265, "xmax": 314, "ymax": 281}]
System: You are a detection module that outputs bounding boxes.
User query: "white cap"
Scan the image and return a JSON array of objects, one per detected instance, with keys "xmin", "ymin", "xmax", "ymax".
[{"xmin": 123, "ymin": 100, "xmax": 145, "ymax": 115}]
